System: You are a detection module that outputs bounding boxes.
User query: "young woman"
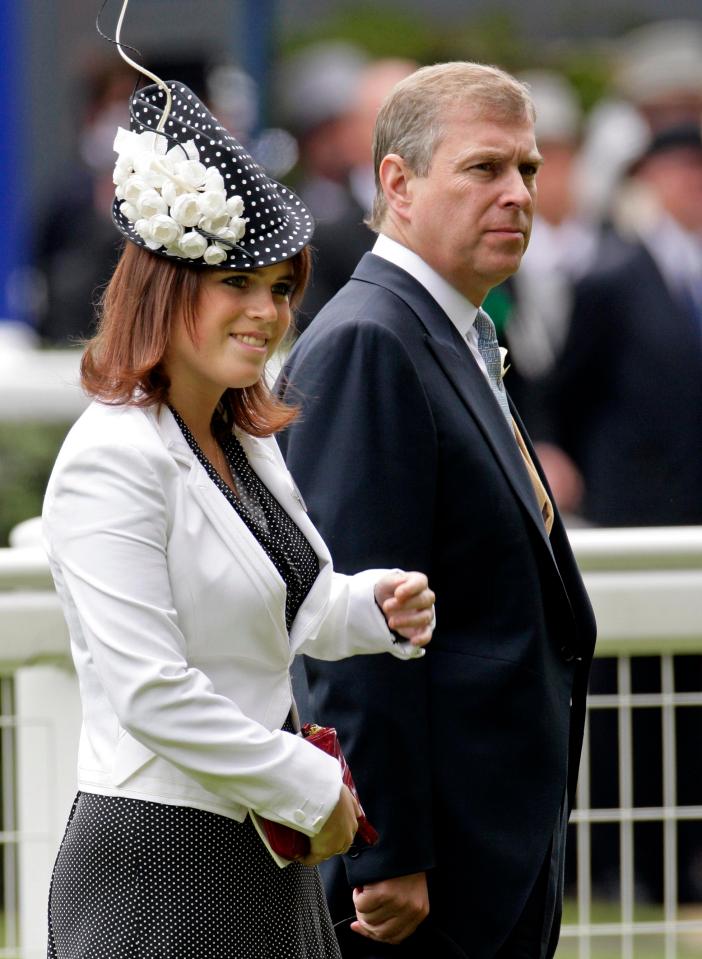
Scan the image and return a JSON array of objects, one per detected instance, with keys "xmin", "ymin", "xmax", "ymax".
[{"xmin": 42, "ymin": 75, "xmax": 434, "ymax": 959}]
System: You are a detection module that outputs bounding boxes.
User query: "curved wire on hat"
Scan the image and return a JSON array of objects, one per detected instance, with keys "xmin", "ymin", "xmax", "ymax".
[
  {"xmin": 96, "ymin": 0, "xmax": 173, "ymax": 133},
  {"xmin": 96, "ymin": 0, "xmax": 254, "ymax": 260}
]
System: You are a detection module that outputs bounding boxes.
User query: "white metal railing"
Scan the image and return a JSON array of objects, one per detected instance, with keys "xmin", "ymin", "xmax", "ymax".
[
  {"xmin": 0, "ymin": 346, "xmax": 86, "ymax": 423},
  {"xmin": 1, "ymin": 526, "xmax": 702, "ymax": 957}
]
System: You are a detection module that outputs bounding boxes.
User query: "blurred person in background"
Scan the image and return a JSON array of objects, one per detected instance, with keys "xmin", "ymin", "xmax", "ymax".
[
  {"xmin": 299, "ymin": 57, "xmax": 418, "ymax": 324},
  {"xmin": 34, "ymin": 59, "xmax": 133, "ymax": 345},
  {"xmin": 616, "ymin": 19, "xmax": 702, "ymax": 134},
  {"xmin": 542, "ymin": 123, "xmax": 702, "ymax": 521},
  {"xmin": 274, "ymin": 41, "xmax": 369, "ymax": 224},
  {"xmin": 489, "ymin": 70, "xmax": 599, "ymax": 452}
]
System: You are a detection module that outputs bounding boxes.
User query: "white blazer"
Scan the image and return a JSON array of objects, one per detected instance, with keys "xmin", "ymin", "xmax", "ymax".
[{"xmin": 42, "ymin": 401, "xmax": 420, "ymax": 840}]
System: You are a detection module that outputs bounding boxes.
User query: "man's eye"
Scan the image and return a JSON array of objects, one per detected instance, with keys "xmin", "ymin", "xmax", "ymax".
[{"xmin": 521, "ymin": 165, "xmax": 539, "ymax": 178}]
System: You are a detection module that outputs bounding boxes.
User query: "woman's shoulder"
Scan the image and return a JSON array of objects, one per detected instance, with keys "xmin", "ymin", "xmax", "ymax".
[{"xmin": 52, "ymin": 401, "xmax": 173, "ymax": 476}]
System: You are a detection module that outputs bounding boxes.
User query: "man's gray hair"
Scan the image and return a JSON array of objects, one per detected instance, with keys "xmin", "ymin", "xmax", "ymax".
[{"xmin": 368, "ymin": 61, "xmax": 535, "ymax": 230}]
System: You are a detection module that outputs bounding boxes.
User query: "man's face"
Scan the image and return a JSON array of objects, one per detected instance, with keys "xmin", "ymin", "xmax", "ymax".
[
  {"xmin": 636, "ymin": 147, "xmax": 702, "ymax": 233},
  {"xmin": 402, "ymin": 108, "xmax": 541, "ymax": 304}
]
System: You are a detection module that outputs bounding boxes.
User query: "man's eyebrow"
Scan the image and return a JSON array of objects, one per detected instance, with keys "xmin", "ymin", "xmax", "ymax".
[{"xmin": 450, "ymin": 147, "xmax": 544, "ymax": 167}]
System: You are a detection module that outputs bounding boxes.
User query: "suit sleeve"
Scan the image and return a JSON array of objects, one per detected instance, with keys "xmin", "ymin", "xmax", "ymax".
[{"xmin": 279, "ymin": 317, "xmax": 439, "ymax": 883}]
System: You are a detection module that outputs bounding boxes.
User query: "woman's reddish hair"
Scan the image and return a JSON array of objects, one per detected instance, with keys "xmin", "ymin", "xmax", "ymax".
[{"xmin": 81, "ymin": 243, "xmax": 311, "ymax": 436}]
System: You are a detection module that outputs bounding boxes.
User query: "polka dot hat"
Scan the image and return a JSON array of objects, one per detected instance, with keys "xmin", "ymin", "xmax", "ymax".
[{"xmin": 111, "ymin": 80, "xmax": 314, "ymax": 269}]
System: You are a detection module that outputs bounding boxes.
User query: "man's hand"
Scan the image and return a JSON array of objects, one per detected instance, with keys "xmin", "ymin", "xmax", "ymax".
[{"xmin": 351, "ymin": 872, "xmax": 429, "ymax": 943}]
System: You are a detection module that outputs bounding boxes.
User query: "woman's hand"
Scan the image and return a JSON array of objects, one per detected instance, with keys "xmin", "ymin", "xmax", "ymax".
[
  {"xmin": 300, "ymin": 784, "xmax": 360, "ymax": 867},
  {"xmin": 374, "ymin": 572, "xmax": 435, "ymax": 647}
]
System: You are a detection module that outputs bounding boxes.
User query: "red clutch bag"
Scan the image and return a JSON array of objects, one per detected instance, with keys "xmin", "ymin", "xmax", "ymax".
[{"xmin": 257, "ymin": 723, "xmax": 379, "ymax": 863}]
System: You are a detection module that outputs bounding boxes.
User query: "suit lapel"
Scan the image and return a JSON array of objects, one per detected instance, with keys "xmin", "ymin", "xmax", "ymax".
[{"xmin": 352, "ymin": 254, "xmax": 555, "ymax": 557}]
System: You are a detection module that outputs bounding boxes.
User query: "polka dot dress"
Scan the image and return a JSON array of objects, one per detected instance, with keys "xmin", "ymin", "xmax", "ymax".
[
  {"xmin": 46, "ymin": 419, "xmax": 338, "ymax": 958},
  {"xmin": 48, "ymin": 793, "xmax": 340, "ymax": 959}
]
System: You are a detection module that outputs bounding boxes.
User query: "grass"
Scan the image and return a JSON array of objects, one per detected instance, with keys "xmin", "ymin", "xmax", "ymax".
[{"xmin": 556, "ymin": 900, "xmax": 702, "ymax": 958}]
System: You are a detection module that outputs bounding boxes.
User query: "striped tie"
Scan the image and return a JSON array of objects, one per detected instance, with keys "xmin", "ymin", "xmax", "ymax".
[{"xmin": 474, "ymin": 310, "xmax": 511, "ymax": 425}]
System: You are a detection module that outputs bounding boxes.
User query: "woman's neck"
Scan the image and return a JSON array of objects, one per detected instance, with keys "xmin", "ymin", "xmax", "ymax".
[{"xmin": 167, "ymin": 385, "xmax": 220, "ymax": 450}]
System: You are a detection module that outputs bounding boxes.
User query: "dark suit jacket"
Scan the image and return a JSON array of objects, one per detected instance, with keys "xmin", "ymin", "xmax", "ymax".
[
  {"xmin": 279, "ymin": 253, "xmax": 596, "ymax": 958},
  {"xmin": 548, "ymin": 236, "xmax": 702, "ymax": 526}
]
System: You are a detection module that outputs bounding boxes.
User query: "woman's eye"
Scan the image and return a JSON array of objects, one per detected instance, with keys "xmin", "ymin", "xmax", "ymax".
[
  {"xmin": 272, "ymin": 283, "xmax": 293, "ymax": 298},
  {"xmin": 223, "ymin": 275, "xmax": 248, "ymax": 289}
]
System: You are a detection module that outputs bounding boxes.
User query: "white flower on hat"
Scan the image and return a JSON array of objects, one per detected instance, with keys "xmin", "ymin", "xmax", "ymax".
[
  {"xmin": 226, "ymin": 196, "xmax": 245, "ymax": 218},
  {"xmin": 123, "ymin": 174, "xmax": 151, "ymax": 204},
  {"xmin": 198, "ymin": 190, "xmax": 227, "ymax": 219},
  {"xmin": 161, "ymin": 179, "xmax": 186, "ymax": 208},
  {"xmin": 229, "ymin": 217, "xmax": 247, "ymax": 241},
  {"xmin": 119, "ymin": 201, "xmax": 139, "ymax": 221},
  {"xmin": 136, "ymin": 188, "xmax": 168, "ymax": 219},
  {"xmin": 149, "ymin": 215, "xmax": 182, "ymax": 247},
  {"xmin": 113, "ymin": 126, "xmax": 248, "ymax": 263},
  {"xmin": 175, "ymin": 159, "xmax": 208, "ymax": 189},
  {"xmin": 199, "ymin": 213, "xmax": 230, "ymax": 234},
  {"xmin": 217, "ymin": 218, "xmax": 246, "ymax": 244},
  {"xmin": 170, "ymin": 193, "xmax": 203, "ymax": 227},
  {"xmin": 177, "ymin": 231, "xmax": 209, "ymax": 259},
  {"xmin": 204, "ymin": 168, "xmax": 225, "ymax": 192},
  {"xmin": 203, "ymin": 243, "xmax": 228, "ymax": 265},
  {"xmin": 113, "ymin": 157, "xmax": 133, "ymax": 187}
]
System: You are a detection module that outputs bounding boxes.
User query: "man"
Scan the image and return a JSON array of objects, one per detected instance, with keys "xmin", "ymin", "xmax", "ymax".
[{"xmin": 279, "ymin": 62, "xmax": 596, "ymax": 959}]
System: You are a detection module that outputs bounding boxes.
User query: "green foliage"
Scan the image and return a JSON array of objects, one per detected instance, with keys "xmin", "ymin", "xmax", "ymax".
[
  {"xmin": 0, "ymin": 422, "xmax": 70, "ymax": 546},
  {"xmin": 280, "ymin": 5, "xmax": 614, "ymax": 115},
  {"xmin": 282, "ymin": 3, "xmax": 437, "ymax": 61}
]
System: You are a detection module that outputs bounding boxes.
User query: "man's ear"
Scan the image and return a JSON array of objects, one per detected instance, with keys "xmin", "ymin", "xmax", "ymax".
[{"xmin": 378, "ymin": 154, "xmax": 415, "ymax": 222}]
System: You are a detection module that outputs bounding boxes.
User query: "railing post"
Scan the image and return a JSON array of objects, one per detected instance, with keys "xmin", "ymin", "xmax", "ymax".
[{"xmin": 16, "ymin": 665, "xmax": 81, "ymax": 959}]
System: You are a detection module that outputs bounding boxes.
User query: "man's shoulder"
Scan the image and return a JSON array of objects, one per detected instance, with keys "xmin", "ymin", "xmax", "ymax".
[
  {"xmin": 576, "ymin": 232, "xmax": 651, "ymax": 292},
  {"xmin": 296, "ymin": 261, "xmax": 424, "ymax": 346}
]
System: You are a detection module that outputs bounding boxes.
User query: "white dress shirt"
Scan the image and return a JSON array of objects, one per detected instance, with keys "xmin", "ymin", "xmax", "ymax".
[{"xmin": 373, "ymin": 234, "xmax": 490, "ymax": 379}]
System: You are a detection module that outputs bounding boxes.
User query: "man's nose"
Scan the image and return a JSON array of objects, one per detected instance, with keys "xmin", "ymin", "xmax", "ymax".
[{"xmin": 502, "ymin": 169, "xmax": 534, "ymax": 208}]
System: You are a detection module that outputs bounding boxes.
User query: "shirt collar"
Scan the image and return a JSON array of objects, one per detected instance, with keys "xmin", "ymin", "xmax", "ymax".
[
  {"xmin": 372, "ymin": 234, "xmax": 479, "ymax": 337},
  {"xmin": 639, "ymin": 212, "xmax": 702, "ymax": 293}
]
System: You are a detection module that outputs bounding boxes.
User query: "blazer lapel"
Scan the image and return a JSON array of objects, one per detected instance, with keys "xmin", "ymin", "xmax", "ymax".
[
  {"xmin": 148, "ymin": 406, "xmax": 291, "ymax": 649},
  {"xmin": 235, "ymin": 431, "xmax": 335, "ymax": 654},
  {"xmin": 353, "ymin": 254, "xmax": 555, "ymax": 558}
]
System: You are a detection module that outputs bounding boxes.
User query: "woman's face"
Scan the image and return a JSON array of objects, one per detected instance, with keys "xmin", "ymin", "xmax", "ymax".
[{"xmin": 165, "ymin": 261, "xmax": 295, "ymax": 405}]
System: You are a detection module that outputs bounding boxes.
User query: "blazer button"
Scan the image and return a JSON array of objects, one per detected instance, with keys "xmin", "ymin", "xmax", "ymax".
[
  {"xmin": 560, "ymin": 645, "xmax": 575, "ymax": 662},
  {"xmin": 293, "ymin": 809, "xmax": 306, "ymax": 825}
]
